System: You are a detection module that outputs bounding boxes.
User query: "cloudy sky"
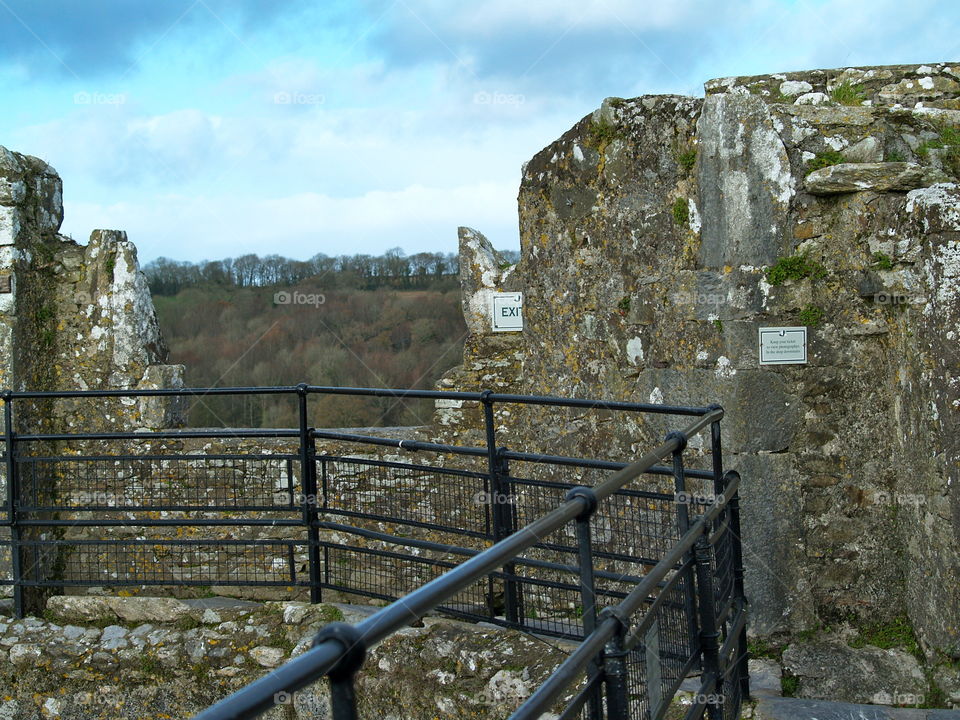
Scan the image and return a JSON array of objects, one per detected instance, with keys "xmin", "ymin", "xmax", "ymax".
[{"xmin": 1, "ymin": 0, "xmax": 957, "ymax": 263}]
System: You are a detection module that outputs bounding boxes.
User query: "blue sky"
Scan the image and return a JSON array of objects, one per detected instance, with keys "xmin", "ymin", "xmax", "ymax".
[{"xmin": 1, "ymin": 0, "xmax": 958, "ymax": 263}]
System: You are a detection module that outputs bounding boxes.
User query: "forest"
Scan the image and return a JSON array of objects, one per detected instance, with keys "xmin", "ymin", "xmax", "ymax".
[{"xmin": 144, "ymin": 248, "xmax": 518, "ymax": 429}]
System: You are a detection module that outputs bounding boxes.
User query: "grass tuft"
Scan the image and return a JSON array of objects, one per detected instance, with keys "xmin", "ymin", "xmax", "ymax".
[
  {"xmin": 830, "ymin": 81, "xmax": 866, "ymax": 106},
  {"xmin": 766, "ymin": 253, "xmax": 827, "ymax": 285}
]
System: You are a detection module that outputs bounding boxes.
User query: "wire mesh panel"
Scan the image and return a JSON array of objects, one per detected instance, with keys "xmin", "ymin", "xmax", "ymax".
[
  {"xmin": 625, "ymin": 567, "xmax": 699, "ymax": 720},
  {"xmin": 321, "ymin": 541, "xmax": 490, "ymax": 618},
  {"xmin": 17, "ymin": 454, "xmax": 298, "ymax": 511},
  {"xmin": 19, "ymin": 539, "xmax": 309, "ymax": 587},
  {"xmin": 320, "ymin": 456, "xmax": 491, "ymax": 539},
  {"xmin": 508, "ymin": 468, "xmax": 698, "ymax": 641}
]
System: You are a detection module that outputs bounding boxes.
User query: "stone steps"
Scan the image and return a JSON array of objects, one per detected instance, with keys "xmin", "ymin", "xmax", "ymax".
[{"xmin": 755, "ymin": 696, "xmax": 960, "ymax": 720}]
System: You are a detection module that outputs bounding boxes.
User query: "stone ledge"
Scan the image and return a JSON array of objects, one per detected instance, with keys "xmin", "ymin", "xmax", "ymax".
[{"xmin": 805, "ymin": 162, "xmax": 950, "ymax": 195}]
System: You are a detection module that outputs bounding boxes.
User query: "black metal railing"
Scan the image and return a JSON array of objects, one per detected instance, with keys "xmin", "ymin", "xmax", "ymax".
[{"xmin": 0, "ymin": 385, "xmax": 748, "ymax": 719}]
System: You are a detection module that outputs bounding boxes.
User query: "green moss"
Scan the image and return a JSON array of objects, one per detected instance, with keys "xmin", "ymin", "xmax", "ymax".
[
  {"xmin": 766, "ymin": 253, "xmax": 827, "ymax": 285},
  {"xmin": 830, "ymin": 81, "xmax": 866, "ymax": 106},
  {"xmin": 849, "ymin": 616, "xmax": 921, "ymax": 658},
  {"xmin": 174, "ymin": 615, "xmax": 202, "ymax": 631},
  {"xmin": 138, "ymin": 654, "xmax": 166, "ymax": 677},
  {"xmin": 671, "ymin": 197, "xmax": 689, "ymax": 226},
  {"xmin": 712, "ymin": 319, "xmax": 723, "ymax": 333},
  {"xmin": 919, "ymin": 682, "xmax": 948, "ymax": 709},
  {"xmin": 617, "ymin": 296, "xmax": 631, "ymax": 314},
  {"xmin": 677, "ymin": 148, "xmax": 697, "ymax": 173},
  {"xmin": 872, "ymin": 251, "xmax": 894, "ymax": 270},
  {"xmin": 797, "ymin": 304, "xmax": 824, "ymax": 326},
  {"xmin": 318, "ymin": 605, "xmax": 345, "ymax": 623},
  {"xmin": 917, "ymin": 122, "xmax": 960, "ymax": 178},
  {"xmin": 781, "ymin": 674, "xmax": 800, "ymax": 697},
  {"xmin": 807, "ymin": 150, "xmax": 845, "ymax": 173},
  {"xmin": 748, "ymin": 637, "xmax": 782, "ymax": 660},
  {"xmin": 885, "ymin": 149, "xmax": 906, "ymax": 162},
  {"xmin": 587, "ymin": 118, "xmax": 618, "ymax": 146}
]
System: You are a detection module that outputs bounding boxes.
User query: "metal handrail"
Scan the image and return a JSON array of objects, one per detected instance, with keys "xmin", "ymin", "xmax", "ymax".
[
  {"xmin": 510, "ymin": 471, "xmax": 740, "ymax": 720},
  {"xmin": 2, "ymin": 383, "xmax": 715, "ymax": 416},
  {"xmin": 192, "ymin": 409, "xmax": 722, "ymax": 720}
]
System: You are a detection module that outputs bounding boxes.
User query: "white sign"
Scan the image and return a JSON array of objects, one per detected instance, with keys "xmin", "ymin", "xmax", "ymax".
[
  {"xmin": 491, "ymin": 292, "xmax": 523, "ymax": 332},
  {"xmin": 759, "ymin": 326, "xmax": 807, "ymax": 365}
]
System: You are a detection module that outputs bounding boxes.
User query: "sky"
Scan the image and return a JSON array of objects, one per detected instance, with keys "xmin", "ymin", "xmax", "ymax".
[{"xmin": 1, "ymin": 1, "xmax": 958, "ymax": 264}]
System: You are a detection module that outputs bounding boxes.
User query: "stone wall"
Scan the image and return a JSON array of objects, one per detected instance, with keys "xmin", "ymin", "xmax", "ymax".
[
  {"xmin": 437, "ymin": 62, "xmax": 960, "ymax": 663},
  {"xmin": 0, "ymin": 594, "xmax": 573, "ymax": 719},
  {"xmin": 0, "ymin": 146, "xmax": 184, "ymax": 432}
]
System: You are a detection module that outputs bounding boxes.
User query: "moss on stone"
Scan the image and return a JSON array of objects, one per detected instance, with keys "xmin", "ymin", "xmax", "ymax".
[
  {"xmin": 798, "ymin": 304, "xmax": 825, "ymax": 326},
  {"xmin": 849, "ymin": 615, "xmax": 921, "ymax": 658},
  {"xmin": 586, "ymin": 118, "xmax": 619, "ymax": 148},
  {"xmin": 807, "ymin": 150, "xmax": 845, "ymax": 173},
  {"xmin": 672, "ymin": 197, "xmax": 689, "ymax": 226},
  {"xmin": 872, "ymin": 251, "xmax": 894, "ymax": 270},
  {"xmin": 766, "ymin": 253, "xmax": 827, "ymax": 285}
]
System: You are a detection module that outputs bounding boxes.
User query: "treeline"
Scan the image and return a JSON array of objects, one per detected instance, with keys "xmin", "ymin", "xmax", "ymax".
[{"xmin": 145, "ymin": 248, "xmax": 480, "ymax": 296}]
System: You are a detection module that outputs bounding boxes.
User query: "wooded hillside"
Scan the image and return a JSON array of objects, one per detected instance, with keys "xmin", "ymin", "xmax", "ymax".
[{"xmin": 146, "ymin": 250, "xmax": 480, "ymax": 428}]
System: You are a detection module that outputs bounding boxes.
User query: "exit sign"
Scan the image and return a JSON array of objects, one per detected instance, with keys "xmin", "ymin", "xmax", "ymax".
[{"xmin": 491, "ymin": 292, "xmax": 523, "ymax": 332}]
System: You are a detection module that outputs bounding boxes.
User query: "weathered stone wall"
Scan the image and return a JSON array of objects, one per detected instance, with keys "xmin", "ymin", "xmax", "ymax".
[
  {"xmin": 0, "ymin": 146, "xmax": 184, "ymax": 432},
  {"xmin": 0, "ymin": 594, "xmax": 572, "ymax": 719},
  {"xmin": 438, "ymin": 62, "xmax": 960, "ymax": 663}
]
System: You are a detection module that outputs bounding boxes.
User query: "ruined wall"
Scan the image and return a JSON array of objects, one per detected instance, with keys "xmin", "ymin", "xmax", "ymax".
[
  {"xmin": 0, "ymin": 146, "xmax": 184, "ymax": 432},
  {"xmin": 439, "ymin": 63, "xmax": 960, "ymax": 660}
]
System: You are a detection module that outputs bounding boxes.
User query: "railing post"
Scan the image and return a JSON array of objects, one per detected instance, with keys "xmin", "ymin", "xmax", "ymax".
[
  {"xmin": 726, "ymin": 472, "xmax": 750, "ymax": 701},
  {"xmin": 2, "ymin": 393, "xmax": 22, "ymax": 619},
  {"xmin": 495, "ymin": 448, "xmax": 520, "ymax": 624},
  {"xmin": 667, "ymin": 430, "xmax": 699, "ymax": 664},
  {"xmin": 567, "ymin": 486, "xmax": 602, "ymax": 719},
  {"xmin": 481, "ymin": 391, "xmax": 519, "ymax": 624},
  {"xmin": 297, "ymin": 384, "xmax": 322, "ymax": 604},
  {"xmin": 708, "ymin": 405, "xmax": 724, "ymax": 515},
  {"xmin": 312, "ymin": 623, "xmax": 367, "ymax": 720},
  {"xmin": 694, "ymin": 533, "xmax": 723, "ymax": 720},
  {"xmin": 600, "ymin": 606, "xmax": 631, "ymax": 720}
]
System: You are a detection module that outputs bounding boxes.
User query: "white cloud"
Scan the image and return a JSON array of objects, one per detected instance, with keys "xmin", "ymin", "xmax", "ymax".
[
  {"xmin": 62, "ymin": 180, "xmax": 520, "ymax": 262},
  {"xmin": 438, "ymin": 0, "xmax": 700, "ymax": 33}
]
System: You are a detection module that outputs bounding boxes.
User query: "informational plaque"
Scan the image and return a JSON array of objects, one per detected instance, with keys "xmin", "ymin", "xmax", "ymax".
[
  {"xmin": 758, "ymin": 326, "xmax": 807, "ymax": 365},
  {"xmin": 491, "ymin": 292, "xmax": 523, "ymax": 332}
]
